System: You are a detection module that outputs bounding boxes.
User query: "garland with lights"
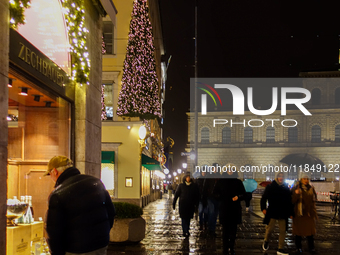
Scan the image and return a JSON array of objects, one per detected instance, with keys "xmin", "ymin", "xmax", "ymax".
[
  {"xmin": 9, "ymin": 0, "xmax": 31, "ymax": 28},
  {"xmin": 101, "ymin": 85, "xmax": 107, "ymax": 120},
  {"xmin": 61, "ymin": 0, "xmax": 90, "ymax": 86},
  {"xmin": 117, "ymin": 0, "xmax": 161, "ymax": 120}
]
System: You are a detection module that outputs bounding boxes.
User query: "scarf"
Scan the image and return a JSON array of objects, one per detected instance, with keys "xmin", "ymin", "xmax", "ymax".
[{"xmin": 185, "ymin": 181, "xmax": 191, "ymax": 186}]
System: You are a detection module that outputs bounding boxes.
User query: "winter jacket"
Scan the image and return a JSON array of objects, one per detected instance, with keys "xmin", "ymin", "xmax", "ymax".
[
  {"xmin": 214, "ymin": 177, "xmax": 246, "ymax": 225},
  {"xmin": 260, "ymin": 180, "xmax": 293, "ymax": 225},
  {"xmin": 46, "ymin": 167, "xmax": 115, "ymax": 255},
  {"xmin": 173, "ymin": 180, "xmax": 200, "ymax": 219}
]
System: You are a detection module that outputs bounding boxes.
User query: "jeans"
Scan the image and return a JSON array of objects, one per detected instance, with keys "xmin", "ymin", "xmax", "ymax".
[
  {"xmin": 207, "ymin": 197, "xmax": 219, "ymax": 233},
  {"xmin": 65, "ymin": 246, "xmax": 107, "ymax": 255},
  {"xmin": 181, "ymin": 218, "xmax": 191, "ymax": 234},
  {"xmin": 264, "ymin": 219, "xmax": 286, "ymax": 249},
  {"xmin": 198, "ymin": 202, "xmax": 208, "ymax": 226}
]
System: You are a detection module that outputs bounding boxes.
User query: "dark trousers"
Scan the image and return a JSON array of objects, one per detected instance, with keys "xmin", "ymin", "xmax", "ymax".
[
  {"xmin": 222, "ymin": 222, "xmax": 238, "ymax": 253},
  {"xmin": 245, "ymin": 192, "xmax": 252, "ymax": 207},
  {"xmin": 295, "ymin": 235, "xmax": 314, "ymax": 250},
  {"xmin": 181, "ymin": 218, "xmax": 191, "ymax": 234}
]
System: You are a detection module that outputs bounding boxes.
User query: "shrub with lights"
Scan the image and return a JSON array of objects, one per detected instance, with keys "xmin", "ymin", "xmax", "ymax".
[{"xmin": 116, "ymin": 0, "xmax": 161, "ymax": 120}]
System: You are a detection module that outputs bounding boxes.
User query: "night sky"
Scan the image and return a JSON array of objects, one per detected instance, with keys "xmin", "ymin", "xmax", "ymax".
[{"xmin": 159, "ymin": 0, "xmax": 340, "ymax": 171}]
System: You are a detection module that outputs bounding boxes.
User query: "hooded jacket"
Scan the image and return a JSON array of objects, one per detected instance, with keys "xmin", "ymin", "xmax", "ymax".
[{"xmin": 45, "ymin": 167, "xmax": 115, "ymax": 255}]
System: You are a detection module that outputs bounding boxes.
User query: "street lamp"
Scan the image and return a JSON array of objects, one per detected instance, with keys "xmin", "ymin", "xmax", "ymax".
[
  {"xmin": 177, "ymin": 169, "xmax": 182, "ymax": 174},
  {"xmin": 182, "ymin": 163, "xmax": 187, "ymax": 169},
  {"xmin": 138, "ymin": 125, "xmax": 148, "ymax": 160},
  {"xmin": 168, "ymin": 174, "xmax": 171, "ymax": 179},
  {"xmin": 173, "ymin": 172, "xmax": 177, "ymax": 177}
]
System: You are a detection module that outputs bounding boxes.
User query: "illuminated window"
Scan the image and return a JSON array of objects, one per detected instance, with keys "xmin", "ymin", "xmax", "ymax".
[
  {"xmin": 201, "ymin": 127, "xmax": 209, "ymax": 144},
  {"xmin": 103, "ymin": 21, "xmax": 114, "ymax": 55},
  {"xmin": 222, "ymin": 127, "xmax": 231, "ymax": 144},
  {"xmin": 311, "ymin": 125, "xmax": 321, "ymax": 143},
  {"xmin": 244, "ymin": 127, "xmax": 253, "ymax": 144},
  {"xmin": 101, "ymin": 163, "xmax": 114, "ymax": 196},
  {"xmin": 266, "ymin": 127, "xmax": 275, "ymax": 143},
  {"xmin": 288, "ymin": 127, "xmax": 298, "ymax": 143},
  {"xmin": 335, "ymin": 125, "xmax": 340, "ymax": 142},
  {"xmin": 102, "ymin": 84, "xmax": 113, "ymax": 120}
]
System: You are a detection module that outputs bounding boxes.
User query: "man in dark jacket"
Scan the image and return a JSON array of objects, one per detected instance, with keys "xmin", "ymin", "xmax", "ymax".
[
  {"xmin": 260, "ymin": 172, "xmax": 293, "ymax": 255},
  {"xmin": 44, "ymin": 156, "xmax": 115, "ymax": 255}
]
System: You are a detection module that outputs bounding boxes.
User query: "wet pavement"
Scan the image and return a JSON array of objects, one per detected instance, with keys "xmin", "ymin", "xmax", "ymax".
[{"xmin": 107, "ymin": 194, "xmax": 340, "ymax": 255}]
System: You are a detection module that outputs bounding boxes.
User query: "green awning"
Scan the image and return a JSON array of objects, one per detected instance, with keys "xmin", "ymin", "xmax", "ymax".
[
  {"xmin": 142, "ymin": 154, "xmax": 162, "ymax": 171},
  {"xmin": 101, "ymin": 151, "xmax": 115, "ymax": 164}
]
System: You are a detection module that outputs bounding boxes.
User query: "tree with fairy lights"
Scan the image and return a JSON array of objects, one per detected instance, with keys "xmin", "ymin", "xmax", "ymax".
[{"xmin": 117, "ymin": 0, "xmax": 161, "ymax": 120}]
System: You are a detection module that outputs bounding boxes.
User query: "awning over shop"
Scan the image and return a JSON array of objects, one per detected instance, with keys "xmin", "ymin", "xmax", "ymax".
[
  {"xmin": 101, "ymin": 151, "xmax": 115, "ymax": 164},
  {"xmin": 142, "ymin": 154, "xmax": 162, "ymax": 171}
]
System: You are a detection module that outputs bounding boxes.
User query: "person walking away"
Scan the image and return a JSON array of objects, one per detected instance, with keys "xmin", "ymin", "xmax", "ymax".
[
  {"xmin": 244, "ymin": 192, "xmax": 253, "ymax": 212},
  {"xmin": 44, "ymin": 156, "xmax": 115, "ymax": 255},
  {"xmin": 196, "ymin": 171, "xmax": 208, "ymax": 230},
  {"xmin": 261, "ymin": 172, "xmax": 293, "ymax": 255},
  {"xmin": 173, "ymin": 172, "xmax": 200, "ymax": 238},
  {"xmin": 172, "ymin": 182, "xmax": 178, "ymax": 195},
  {"xmin": 215, "ymin": 168, "xmax": 245, "ymax": 255},
  {"xmin": 291, "ymin": 172, "xmax": 317, "ymax": 253}
]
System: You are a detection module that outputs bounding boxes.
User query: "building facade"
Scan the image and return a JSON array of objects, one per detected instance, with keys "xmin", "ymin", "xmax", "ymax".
[
  {"xmin": 188, "ymin": 75, "xmax": 340, "ymax": 182},
  {"xmin": 101, "ymin": 0, "xmax": 165, "ymax": 207}
]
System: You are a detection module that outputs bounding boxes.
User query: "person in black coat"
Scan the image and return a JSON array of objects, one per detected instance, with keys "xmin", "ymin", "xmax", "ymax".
[
  {"xmin": 173, "ymin": 172, "xmax": 200, "ymax": 237},
  {"xmin": 196, "ymin": 171, "xmax": 209, "ymax": 230},
  {"xmin": 44, "ymin": 156, "xmax": 115, "ymax": 255},
  {"xmin": 260, "ymin": 172, "xmax": 293, "ymax": 255},
  {"xmin": 214, "ymin": 169, "xmax": 246, "ymax": 255}
]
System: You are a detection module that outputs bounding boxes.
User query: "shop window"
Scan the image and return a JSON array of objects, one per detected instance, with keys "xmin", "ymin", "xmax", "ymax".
[
  {"xmin": 102, "ymin": 84, "xmax": 113, "ymax": 120},
  {"xmin": 335, "ymin": 125, "xmax": 340, "ymax": 142},
  {"xmin": 335, "ymin": 88, "xmax": 340, "ymax": 104},
  {"xmin": 244, "ymin": 127, "xmax": 253, "ymax": 144},
  {"xmin": 266, "ymin": 127, "xmax": 275, "ymax": 143},
  {"xmin": 201, "ymin": 127, "xmax": 209, "ymax": 144},
  {"xmin": 288, "ymin": 127, "xmax": 298, "ymax": 143},
  {"xmin": 103, "ymin": 21, "xmax": 115, "ymax": 55},
  {"xmin": 311, "ymin": 125, "xmax": 321, "ymax": 143},
  {"xmin": 222, "ymin": 127, "xmax": 231, "ymax": 144},
  {"xmin": 311, "ymin": 88, "xmax": 321, "ymax": 105}
]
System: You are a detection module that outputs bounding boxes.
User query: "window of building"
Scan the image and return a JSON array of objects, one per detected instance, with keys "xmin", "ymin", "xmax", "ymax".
[
  {"xmin": 288, "ymin": 127, "xmax": 298, "ymax": 143},
  {"xmin": 201, "ymin": 127, "xmax": 209, "ymax": 144},
  {"xmin": 243, "ymin": 164, "xmax": 253, "ymax": 179},
  {"xmin": 266, "ymin": 127, "xmax": 275, "ymax": 143},
  {"xmin": 311, "ymin": 125, "xmax": 321, "ymax": 143},
  {"xmin": 103, "ymin": 21, "xmax": 114, "ymax": 55},
  {"xmin": 102, "ymin": 84, "xmax": 113, "ymax": 120},
  {"xmin": 335, "ymin": 88, "xmax": 340, "ymax": 104},
  {"xmin": 222, "ymin": 127, "xmax": 231, "ymax": 144},
  {"xmin": 244, "ymin": 127, "xmax": 253, "ymax": 144},
  {"xmin": 311, "ymin": 88, "xmax": 321, "ymax": 105},
  {"xmin": 335, "ymin": 125, "xmax": 340, "ymax": 142}
]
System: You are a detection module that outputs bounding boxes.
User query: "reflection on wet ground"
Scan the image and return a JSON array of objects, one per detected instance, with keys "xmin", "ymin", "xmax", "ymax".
[{"xmin": 108, "ymin": 194, "xmax": 340, "ymax": 254}]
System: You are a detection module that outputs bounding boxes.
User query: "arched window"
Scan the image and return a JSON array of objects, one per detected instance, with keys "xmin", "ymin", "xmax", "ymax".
[
  {"xmin": 335, "ymin": 88, "xmax": 340, "ymax": 104},
  {"xmin": 266, "ymin": 127, "xmax": 275, "ymax": 143},
  {"xmin": 222, "ymin": 127, "xmax": 231, "ymax": 144},
  {"xmin": 335, "ymin": 125, "xmax": 340, "ymax": 142},
  {"xmin": 201, "ymin": 127, "xmax": 209, "ymax": 144},
  {"xmin": 288, "ymin": 127, "xmax": 298, "ymax": 143},
  {"xmin": 243, "ymin": 164, "xmax": 253, "ymax": 179},
  {"xmin": 311, "ymin": 88, "xmax": 321, "ymax": 105},
  {"xmin": 311, "ymin": 125, "xmax": 321, "ymax": 143},
  {"xmin": 244, "ymin": 127, "xmax": 253, "ymax": 144}
]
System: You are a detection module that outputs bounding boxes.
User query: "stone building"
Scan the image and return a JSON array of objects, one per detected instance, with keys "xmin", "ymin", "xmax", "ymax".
[{"xmin": 188, "ymin": 75, "xmax": 340, "ymax": 182}]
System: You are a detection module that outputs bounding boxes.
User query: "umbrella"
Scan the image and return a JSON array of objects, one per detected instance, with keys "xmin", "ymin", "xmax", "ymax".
[
  {"xmin": 259, "ymin": 181, "xmax": 272, "ymax": 187},
  {"xmin": 243, "ymin": 179, "xmax": 258, "ymax": 193},
  {"xmin": 280, "ymin": 153, "xmax": 326, "ymax": 168}
]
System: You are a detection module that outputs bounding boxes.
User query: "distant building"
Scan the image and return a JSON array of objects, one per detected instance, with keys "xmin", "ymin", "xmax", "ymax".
[{"xmin": 187, "ymin": 74, "xmax": 340, "ymax": 182}]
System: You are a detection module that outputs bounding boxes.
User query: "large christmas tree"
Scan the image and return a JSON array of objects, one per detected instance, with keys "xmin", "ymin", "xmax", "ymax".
[{"xmin": 116, "ymin": 0, "xmax": 161, "ymax": 119}]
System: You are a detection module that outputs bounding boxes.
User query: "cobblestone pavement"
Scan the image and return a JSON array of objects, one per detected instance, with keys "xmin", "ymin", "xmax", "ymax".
[{"xmin": 107, "ymin": 194, "xmax": 340, "ymax": 255}]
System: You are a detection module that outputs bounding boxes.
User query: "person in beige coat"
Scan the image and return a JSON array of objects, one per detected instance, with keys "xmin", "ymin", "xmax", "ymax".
[{"xmin": 291, "ymin": 172, "xmax": 318, "ymax": 253}]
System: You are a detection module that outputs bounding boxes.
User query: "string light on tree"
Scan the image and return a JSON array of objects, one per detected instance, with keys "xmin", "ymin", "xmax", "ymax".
[
  {"xmin": 101, "ymin": 85, "xmax": 107, "ymax": 120},
  {"xmin": 117, "ymin": 0, "xmax": 161, "ymax": 120},
  {"xmin": 9, "ymin": 0, "xmax": 31, "ymax": 28}
]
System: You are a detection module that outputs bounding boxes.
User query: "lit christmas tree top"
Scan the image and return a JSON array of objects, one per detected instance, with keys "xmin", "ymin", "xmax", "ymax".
[{"xmin": 117, "ymin": 0, "xmax": 161, "ymax": 120}]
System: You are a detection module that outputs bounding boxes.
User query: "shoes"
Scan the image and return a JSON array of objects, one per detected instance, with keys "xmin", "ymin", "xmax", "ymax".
[
  {"xmin": 262, "ymin": 240, "xmax": 269, "ymax": 251},
  {"xmin": 277, "ymin": 249, "xmax": 289, "ymax": 255},
  {"xmin": 246, "ymin": 207, "xmax": 249, "ymax": 212}
]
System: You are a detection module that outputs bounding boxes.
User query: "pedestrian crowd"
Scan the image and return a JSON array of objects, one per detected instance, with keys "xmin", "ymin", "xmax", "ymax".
[{"xmin": 172, "ymin": 165, "xmax": 317, "ymax": 255}]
